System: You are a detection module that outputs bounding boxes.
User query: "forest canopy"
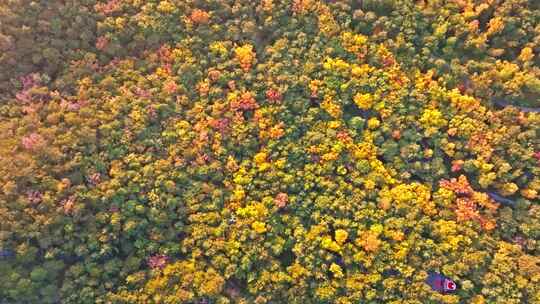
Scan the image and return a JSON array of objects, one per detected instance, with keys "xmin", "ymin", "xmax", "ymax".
[{"xmin": 0, "ymin": 0, "xmax": 539, "ymax": 303}]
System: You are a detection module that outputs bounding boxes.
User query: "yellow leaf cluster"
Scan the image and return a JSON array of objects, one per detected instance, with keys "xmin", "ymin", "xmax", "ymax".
[
  {"xmin": 234, "ymin": 44, "xmax": 255, "ymax": 72},
  {"xmin": 353, "ymin": 92, "xmax": 374, "ymax": 110}
]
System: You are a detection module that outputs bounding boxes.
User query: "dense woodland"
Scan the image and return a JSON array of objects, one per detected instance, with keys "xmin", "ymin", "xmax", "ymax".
[{"xmin": 0, "ymin": 0, "xmax": 539, "ymax": 303}]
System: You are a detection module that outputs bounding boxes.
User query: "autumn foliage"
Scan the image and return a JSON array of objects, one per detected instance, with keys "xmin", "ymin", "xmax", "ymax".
[{"xmin": 0, "ymin": 0, "xmax": 539, "ymax": 303}]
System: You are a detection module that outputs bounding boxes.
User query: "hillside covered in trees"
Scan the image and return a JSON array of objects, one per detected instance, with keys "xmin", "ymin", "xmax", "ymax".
[{"xmin": 0, "ymin": 0, "xmax": 539, "ymax": 303}]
